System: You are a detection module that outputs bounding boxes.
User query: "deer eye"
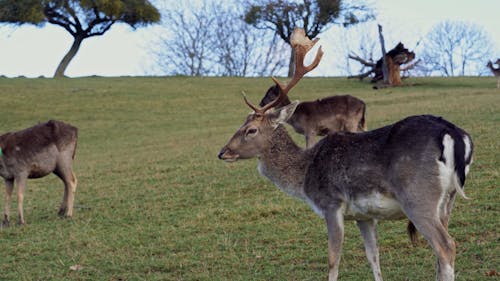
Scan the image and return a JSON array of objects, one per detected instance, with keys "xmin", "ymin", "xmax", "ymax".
[{"xmin": 246, "ymin": 128, "xmax": 258, "ymax": 136}]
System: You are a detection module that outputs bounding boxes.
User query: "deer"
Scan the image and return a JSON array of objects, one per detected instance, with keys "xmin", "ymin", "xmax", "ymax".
[
  {"xmin": 0, "ymin": 120, "xmax": 78, "ymax": 226},
  {"xmin": 218, "ymin": 28, "xmax": 474, "ymax": 281},
  {"xmin": 259, "ymin": 84, "xmax": 366, "ymax": 148},
  {"xmin": 486, "ymin": 59, "xmax": 500, "ymax": 88}
]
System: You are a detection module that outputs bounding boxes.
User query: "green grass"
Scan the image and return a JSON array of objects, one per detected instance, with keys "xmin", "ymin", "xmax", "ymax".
[{"xmin": 0, "ymin": 76, "xmax": 498, "ymax": 280}]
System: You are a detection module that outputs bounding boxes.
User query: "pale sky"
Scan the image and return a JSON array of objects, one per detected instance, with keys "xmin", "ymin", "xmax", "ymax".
[{"xmin": 0, "ymin": 0, "xmax": 498, "ymax": 78}]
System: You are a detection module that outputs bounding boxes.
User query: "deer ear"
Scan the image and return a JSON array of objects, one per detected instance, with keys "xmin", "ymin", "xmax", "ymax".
[{"xmin": 269, "ymin": 101, "xmax": 299, "ymax": 127}]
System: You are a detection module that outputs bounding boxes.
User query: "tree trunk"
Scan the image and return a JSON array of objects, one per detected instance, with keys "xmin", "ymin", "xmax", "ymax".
[
  {"xmin": 348, "ymin": 40, "xmax": 415, "ymax": 85},
  {"xmin": 377, "ymin": 24, "xmax": 391, "ymax": 85},
  {"xmin": 54, "ymin": 35, "xmax": 84, "ymax": 78},
  {"xmin": 387, "ymin": 57, "xmax": 402, "ymax": 85}
]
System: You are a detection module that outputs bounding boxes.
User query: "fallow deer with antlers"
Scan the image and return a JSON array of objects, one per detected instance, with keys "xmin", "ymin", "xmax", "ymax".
[
  {"xmin": 259, "ymin": 85, "xmax": 366, "ymax": 148},
  {"xmin": 218, "ymin": 28, "xmax": 473, "ymax": 281}
]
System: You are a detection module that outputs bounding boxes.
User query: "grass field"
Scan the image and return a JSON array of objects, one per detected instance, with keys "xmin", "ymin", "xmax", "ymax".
[{"xmin": 0, "ymin": 76, "xmax": 498, "ymax": 280}]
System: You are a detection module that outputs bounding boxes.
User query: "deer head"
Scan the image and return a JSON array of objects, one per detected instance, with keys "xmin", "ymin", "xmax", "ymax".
[
  {"xmin": 217, "ymin": 102, "xmax": 299, "ymax": 162},
  {"xmin": 218, "ymin": 28, "xmax": 323, "ymax": 162},
  {"xmin": 259, "ymin": 85, "xmax": 288, "ymax": 108}
]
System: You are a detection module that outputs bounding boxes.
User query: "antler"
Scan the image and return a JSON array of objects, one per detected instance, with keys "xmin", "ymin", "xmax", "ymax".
[
  {"xmin": 243, "ymin": 28, "xmax": 324, "ymax": 115},
  {"xmin": 272, "ymin": 28, "xmax": 324, "ymax": 96}
]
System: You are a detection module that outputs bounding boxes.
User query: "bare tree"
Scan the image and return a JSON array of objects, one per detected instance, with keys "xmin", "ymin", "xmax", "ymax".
[
  {"xmin": 211, "ymin": 5, "xmax": 249, "ymax": 77},
  {"xmin": 252, "ymin": 33, "xmax": 289, "ymax": 77},
  {"xmin": 153, "ymin": 1, "xmax": 288, "ymax": 77},
  {"xmin": 154, "ymin": 4, "xmax": 215, "ymax": 76},
  {"xmin": 419, "ymin": 20, "xmax": 493, "ymax": 76},
  {"xmin": 210, "ymin": 3, "xmax": 288, "ymax": 77},
  {"xmin": 347, "ymin": 25, "xmax": 416, "ymax": 86},
  {"xmin": 345, "ymin": 27, "xmax": 378, "ymax": 76}
]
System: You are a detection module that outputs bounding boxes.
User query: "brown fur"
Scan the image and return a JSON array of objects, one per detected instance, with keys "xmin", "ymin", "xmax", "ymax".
[
  {"xmin": 260, "ymin": 85, "xmax": 366, "ymax": 148},
  {"xmin": 0, "ymin": 120, "xmax": 78, "ymax": 226}
]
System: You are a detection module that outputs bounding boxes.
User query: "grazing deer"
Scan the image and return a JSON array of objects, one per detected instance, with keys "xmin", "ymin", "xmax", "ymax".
[
  {"xmin": 259, "ymin": 85, "xmax": 366, "ymax": 148},
  {"xmin": 218, "ymin": 28, "xmax": 473, "ymax": 281},
  {"xmin": 486, "ymin": 59, "xmax": 500, "ymax": 88},
  {"xmin": 0, "ymin": 120, "xmax": 78, "ymax": 226}
]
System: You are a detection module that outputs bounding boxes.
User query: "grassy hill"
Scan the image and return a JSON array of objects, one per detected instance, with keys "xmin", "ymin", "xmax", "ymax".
[{"xmin": 0, "ymin": 76, "xmax": 498, "ymax": 280}]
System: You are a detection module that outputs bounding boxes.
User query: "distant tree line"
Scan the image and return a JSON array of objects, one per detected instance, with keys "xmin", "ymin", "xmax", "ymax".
[
  {"xmin": 345, "ymin": 20, "xmax": 495, "ymax": 80},
  {"xmin": 152, "ymin": 1, "xmax": 289, "ymax": 77},
  {"xmin": 0, "ymin": 0, "xmax": 496, "ymax": 78},
  {"xmin": 153, "ymin": 0, "xmax": 373, "ymax": 77},
  {"xmin": 417, "ymin": 20, "xmax": 493, "ymax": 77}
]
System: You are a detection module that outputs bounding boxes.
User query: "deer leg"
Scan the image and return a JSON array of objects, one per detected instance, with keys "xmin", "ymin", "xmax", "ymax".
[
  {"xmin": 397, "ymin": 182, "xmax": 456, "ymax": 281},
  {"xmin": 15, "ymin": 176, "xmax": 27, "ymax": 225},
  {"xmin": 54, "ymin": 164, "xmax": 77, "ymax": 217},
  {"xmin": 325, "ymin": 207, "xmax": 344, "ymax": 281},
  {"xmin": 65, "ymin": 171, "xmax": 77, "ymax": 217},
  {"xmin": 58, "ymin": 179, "xmax": 69, "ymax": 216},
  {"xmin": 357, "ymin": 219, "xmax": 383, "ymax": 281},
  {"xmin": 409, "ymin": 216, "xmax": 455, "ymax": 281},
  {"xmin": 2, "ymin": 179, "xmax": 14, "ymax": 227}
]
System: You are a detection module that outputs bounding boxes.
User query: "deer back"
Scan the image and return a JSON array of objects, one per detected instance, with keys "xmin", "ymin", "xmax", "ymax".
[
  {"xmin": 290, "ymin": 95, "xmax": 366, "ymax": 135},
  {"xmin": 0, "ymin": 120, "xmax": 78, "ymax": 179},
  {"xmin": 304, "ymin": 115, "xmax": 473, "ymax": 217}
]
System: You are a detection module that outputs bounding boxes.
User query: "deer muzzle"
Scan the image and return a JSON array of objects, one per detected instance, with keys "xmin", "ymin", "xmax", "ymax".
[{"xmin": 218, "ymin": 147, "xmax": 239, "ymax": 162}]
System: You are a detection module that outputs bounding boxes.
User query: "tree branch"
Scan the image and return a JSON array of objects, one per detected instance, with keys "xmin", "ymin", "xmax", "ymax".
[
  {"xmin": 86, "ymin": 20, "xmax": 115, "ymax": 37},
  {"xmin": 348, "ymin": 53, "xmax": 376, "ymax": 67},
  {"xmin": 400, "ymin": 59, "xmax": 421, "ymax": 71},
  {"xmin": 44, "ymin": 5, "xmax": 78, "ymax": 36},
  {"xmin": 347, "ymin": 69, "xmax": 374, "ymax": 80}
]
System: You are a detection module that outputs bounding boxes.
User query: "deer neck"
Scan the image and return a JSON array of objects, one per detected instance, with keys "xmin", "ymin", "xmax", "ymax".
[
  {"xmin": 257, "ymin": 125, "xmax": 312, "ymax": 200},
  {"xmin": 278, "ymin": 96, "xmax": 292, "ymax": 108}
]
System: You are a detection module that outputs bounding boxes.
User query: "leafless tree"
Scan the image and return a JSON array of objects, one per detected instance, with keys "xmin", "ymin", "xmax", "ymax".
[
  {"xmin": 346, "ymin": 25, "xmax": 417, "ymax": 86},
  {"xmin": 339, "ymin": 27, "xmax": 380, "ymax": 76},
  {"xmin": 153, "ymin": 3, "xmax": 215, "ymax": 76},
  {"xmin": 418, "ymin": 20, "xmax": 493, "ymax": 76},
  {"xmin": 153, "ymin": 1, "xmax": 287, "ymax": 77},
  {"xmin": 210, "ymin": 4, "xmax": 288, "ymax": 77}
]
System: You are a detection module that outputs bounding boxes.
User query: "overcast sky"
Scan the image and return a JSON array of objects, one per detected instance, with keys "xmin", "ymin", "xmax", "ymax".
[{"xmin": 0, "ymin": 0, "xmax": 498, "ymax": 78}]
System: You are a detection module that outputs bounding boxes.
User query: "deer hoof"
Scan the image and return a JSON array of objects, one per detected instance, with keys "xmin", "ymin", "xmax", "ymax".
[
  {"xmin": 1, "ymin": 219, "xmax": 9, "ymax": 228},
  {"xmin": 58, "ymin": 208, "xmax": 67, "ymax": 216}
]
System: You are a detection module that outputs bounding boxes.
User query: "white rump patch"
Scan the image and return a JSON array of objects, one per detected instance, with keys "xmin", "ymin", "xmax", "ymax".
[
  {"xmin": 463, "ymin": 135, "xmax": 473, "ymax": 177},
  {"xmin": 438, "ymin": 134, "xmax": 455, "ymax": 192},
  {"xmin": 463, "ymin": 135, "xmax": 472, "ymax": 161},
  {"xmin": 437, "ymin": 134, "xmax": 469, "ymax": 207},
  {"xmin": 437, "ymin": 135, "xmax": 455, "ymax": 218}
]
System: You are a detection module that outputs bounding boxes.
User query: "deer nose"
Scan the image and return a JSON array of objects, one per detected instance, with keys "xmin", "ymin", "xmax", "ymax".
[{"xmin": 218, "ymin": 148, "xmax": 227, "ymax": 160}]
